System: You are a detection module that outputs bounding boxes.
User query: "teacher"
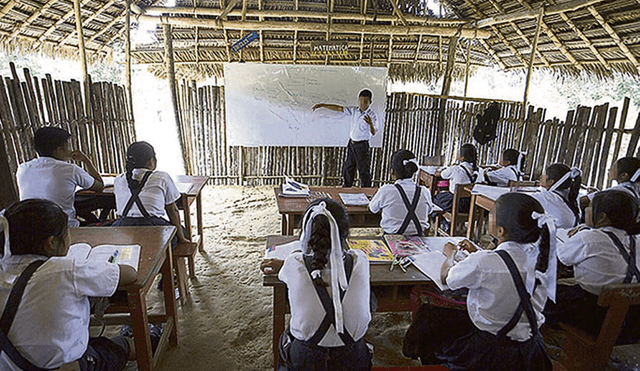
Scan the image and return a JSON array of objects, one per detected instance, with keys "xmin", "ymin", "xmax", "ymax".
[{"xmin": 312, "ymin": 89, "xmax": 378, "ymax": 187}]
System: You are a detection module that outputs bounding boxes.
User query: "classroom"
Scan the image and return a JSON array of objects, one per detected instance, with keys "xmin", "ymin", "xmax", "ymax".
[{"xmin": 1, "ymin": 0, "xmax": 640, "ymax": 370}]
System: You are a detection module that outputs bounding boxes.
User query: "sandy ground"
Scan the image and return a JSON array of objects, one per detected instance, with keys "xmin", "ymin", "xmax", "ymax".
[{"xmin": 115, "ymin": 185, "xmax": 422, "ymax": 371}]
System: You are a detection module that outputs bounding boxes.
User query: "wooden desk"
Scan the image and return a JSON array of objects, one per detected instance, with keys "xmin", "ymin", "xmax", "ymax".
[
  {"xmin": 263, "ymin": 235, "xmax": 431, "ymax": 370},
  {"xmin": 274, "ymin": 187, "xmax": 380, "ymax": 235},
  {"xmin": 418, "ymin": 169, "xmax": 442, "ymax": 198},
  {"xmin": 466, "ymin": 191, "xmax": 495, "ymax": 242},
  {"xmin": 70, "ymin": 226, "xmax": 178, "ymax": 371}
]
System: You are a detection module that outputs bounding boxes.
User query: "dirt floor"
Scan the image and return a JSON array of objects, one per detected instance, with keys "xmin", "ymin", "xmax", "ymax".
[{"xmin": 115, "ymin": 185, "xmax": 422, "ymax": 371}]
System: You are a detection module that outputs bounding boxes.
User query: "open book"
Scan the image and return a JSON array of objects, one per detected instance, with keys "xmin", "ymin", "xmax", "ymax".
[
  {"xmin": 279, "ymin": 176, "xmax": 310, "ymax": 197},
  {"xmin": 406, "ymin": 237, "xmax": 467, "ymax": 290},
  {"xmin": 338, "ymin": 193, "xmax": 369, "ymax": 206},
  {"xmin": 68, "ymin": 243, "xmax": 141, "ymax": 270}
]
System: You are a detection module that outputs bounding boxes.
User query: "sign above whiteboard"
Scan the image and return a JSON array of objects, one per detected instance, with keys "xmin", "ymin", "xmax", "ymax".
[{"xmin": 224, "ymin": 63, "xmax": 388, "ymax": 147}]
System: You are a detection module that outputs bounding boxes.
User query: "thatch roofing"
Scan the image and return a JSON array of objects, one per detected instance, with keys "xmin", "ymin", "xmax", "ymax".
[{"xmin": 0, "ymin": 0, "xmax": 639, "ymax": 82}]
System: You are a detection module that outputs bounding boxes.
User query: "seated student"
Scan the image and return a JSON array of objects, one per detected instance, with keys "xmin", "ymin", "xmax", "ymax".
[
  {"xmin": 582, "ymin": 157, "xmax": 640, "ymax": 208},
  {"xmin": 433, "ymin": 143, "xmax": 479, "ymax": 213},
  {"xmin": 545, "ymin": 190, "xmax": 640, "ymax": 343},
  {"xmin": 16, "ymin": 126, "xmax": 103, "ymax": 227},
  {"xmin": 0, "ymin": 199, "xmax": 139, "ymax": 370},
  {"xmin": 112, "ymin": 141, "xmax": 189, "ymax": 246},
  {"xmin": 481, "ymin": 148, "xmax": 524, "ymax": 187},
  {"xmin": 408, "ymin": 193, "xmax": 555, "ymax": 370},
  {"xmin": 531, "ymin": 164, "xmax": 581, "ymax": 229},
  {"xmin": 261, "ymin": 199, "xmax": 372, "ymax": 371},
  {"xmin": 369, "ymin": 149, "xmax": 433, "ymax": 236}
]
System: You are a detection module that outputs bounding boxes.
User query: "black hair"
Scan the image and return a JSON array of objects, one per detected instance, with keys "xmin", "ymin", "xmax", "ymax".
[
  {"xmin": 546, "ymin": 163, "xmax": 581, "ymax": 223},
  {"xmin": 391, "ymin": 149, "xmax": 418, "ymax": 180},
  {"xmin": 460, "ymin": 143, "xmax": 478, "ymax": 172},
  {"xmin": 592, "ymin": 190, "xmax": 640, "ymax": 235},
  {"xmin": 1, "ymin": 199, "xmax": 68, "ymax": 256},
  {"xmin": 33, "ymin": 126, "xmax": 71, "ymax": 157},
  {"xmin": 359, "ymin": 89, "xmax": 373, "ymax": 100},
  {"xmin": 615, "ymin": 157, "xmax": 640, "ymax": 182},
  {"xmin": 125, "ymin": 141, "xmax": 156, "ymax": 191},
  {"xmin": 503, "ymin": 148, "xmax": 524, "ymax": 170},
  {"xmin": 305, "ymin": 198, "xmax": 350, "ymax": 287},
  {"xmin": 495, "ymin": 193, "xmax": 550, "ymax": 273}
]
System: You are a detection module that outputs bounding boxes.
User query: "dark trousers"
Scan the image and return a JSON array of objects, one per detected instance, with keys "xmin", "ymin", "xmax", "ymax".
[
  {"xmin": 343, "ymin": 140, "xmax": 371, "ymax": 187},
  {"xmin": 78, "ymin": 336, "xmax": 130, "ymax": 371}
]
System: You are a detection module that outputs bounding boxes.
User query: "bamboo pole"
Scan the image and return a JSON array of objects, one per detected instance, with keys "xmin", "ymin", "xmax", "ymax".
[
  {"xmin": 474, "ymin": 0, "xmax": 603, "ymax": 27},
  {"xmin": 164, "ymin": 24, "xmax": 187, "ymax": 172},
  {"xmin": 521, "ymin": 7, "xmax": 544, "ymax": 121},
  {"xmin": 72, "ymin": 0, "xmax": 91, "ymax": 117},
  {"xmin": 436, "ymin": 34, "xmax": 458, "ymax": 155},
  {"xmin": 125, "ymin": 0, "xmax": 134, "ymax": 124}
]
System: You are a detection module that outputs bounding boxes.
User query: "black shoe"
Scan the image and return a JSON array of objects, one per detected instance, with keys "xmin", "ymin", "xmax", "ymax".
[{"xmin": 149, "ymin": 324, "xmax": 164, "ymax": 354}]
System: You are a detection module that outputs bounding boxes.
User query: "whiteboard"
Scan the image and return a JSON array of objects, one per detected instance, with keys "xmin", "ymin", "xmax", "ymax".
[{"xmin": 224, "ymin": 63, "xmax": 388, "ymax": 147}]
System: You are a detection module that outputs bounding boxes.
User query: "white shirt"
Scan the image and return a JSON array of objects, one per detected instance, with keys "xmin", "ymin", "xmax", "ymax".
[
  {"xmin": 0, "ymin": 252, "xmax": 119, "ymax": 369},
  {"xmin": 531, "ymin": 188, "xmax": 578, "ymax": 229},
  {"xmin": 16, "ymin": 157, "xmax": 95, "ymax": 228},
  {"xmin": 589, "ymin": 181, "xmax": 640, "ymax": 201},
  {"xmin": 114, "ymin": 169, "xmax": 181, "ymax": 218},
  {"xmin": 368, "ymin": 178, "xmax": 433, "ymax": 235},
  {"xmin": 440, "ymin": 162, "xmax": 478, "ymax": 193},
  {"xmin": 344, "ymin": 106, "xmax": 378, "ymax": 142},
  {"xmin": 558, "ymin": 226, "xmax": 640, "ymax": 295},
  {"xmin": 483, "ymin": 165, "xmax": 522, "ymax": 187},
  {"xmin": 447, "ymin": 241, "xmax": 548, "ymax": 341},
  {"xmin": 279, "ymin": 246, "xmax": 371, "ymax": 347}
]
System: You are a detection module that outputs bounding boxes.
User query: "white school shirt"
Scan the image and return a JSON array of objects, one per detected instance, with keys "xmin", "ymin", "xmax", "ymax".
[
  {"xmin": 447, "ymin": 241, "xmax": 548, "ymax": 342},
  {"xmin": 557, "ymin": 226, "xmax": 640, "ymax": 295},
  {"xmin": 368, "ymin": 178, "xmax": 433, "ymax": 235},
  {"xmin": 0, "ymin": 253, "xmax": 119, "ymax": 370},
  {"xmin": 531, "ymin": 188, "xmax": 578, "ymax": 229},
  {"xmin": 16, "ymin": 157, "xmax": 95, "ymax": 228},
  {"xmin": 343, "ymin": 106, "xmax": 378, "ymax": 142},
  {"xmin": 440, "ymin": 162, "xmax": 478, "ymax": 193},
  {"xmin": 589, "ymin": 181, "xmax": 640, "ymax": 201},
  {"xmin": 483, "ymin": 164, "xmax": 522, "ymax": 187},
  {"xmin": 113, "ymin": 169, "xmax": 181, "ymax": 218},
  {"xmin": 278, "ymin": 246, "xmax": 371, "ymax": 347}
]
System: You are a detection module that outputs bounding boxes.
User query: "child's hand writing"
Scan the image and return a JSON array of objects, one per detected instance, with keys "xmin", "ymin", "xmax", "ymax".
[
  {"xmin": 459, "ymin": 239, "xmax": 479, "ymax": 253},
  {"xmin": 261, "ymin": 258, "xmax": 284, "ymax": 274},
  {"xmin": 443, "ymin": 242, "xmax": 458, "ymax": 258}
]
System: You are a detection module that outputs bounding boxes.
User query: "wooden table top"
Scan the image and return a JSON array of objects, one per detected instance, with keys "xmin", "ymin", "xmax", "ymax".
[
  {"xmin": 273, "ymin": 186, "xmax": 378, "ymax": 215},
  {"xmin": 69, "ymin": 226, "xmax": 176, "ymax": 290},
  {"xmin": 262, "ymin": 235, "xmax": 430, "ymax": 287},
  {"xmin": 78, "ymin": 175, "xmax": 208, "ymax": 196}
]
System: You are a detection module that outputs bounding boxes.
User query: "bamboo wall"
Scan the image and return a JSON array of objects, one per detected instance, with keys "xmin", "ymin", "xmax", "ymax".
[
  {"xmin": 177, "ymin": 80, "xmax": 640, "ymax": 191},
  {"xmin": 0, "ymin": 63, "xmax": 135, "ymax": 208}
]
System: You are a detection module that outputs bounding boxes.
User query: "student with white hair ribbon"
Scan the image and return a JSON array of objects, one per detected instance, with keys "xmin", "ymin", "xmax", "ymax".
[
  {"xmin": 532, "ymin": 164, "xmax": 582, "ymax": 229},
  {"xmin": 276, "ymin": 198, "xmax": 372, "ymax": 371}
]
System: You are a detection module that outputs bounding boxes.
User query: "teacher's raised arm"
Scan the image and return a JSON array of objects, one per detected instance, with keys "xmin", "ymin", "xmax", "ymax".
[{"xmin": 312, "ymin": 103, "xmax": 344, "ymax": 112}]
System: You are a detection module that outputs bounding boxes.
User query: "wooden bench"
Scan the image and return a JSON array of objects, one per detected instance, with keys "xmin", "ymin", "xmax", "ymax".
[
  {"xmin": 559, "ymin": 283, "xmax": 640, "ymax": 371},
  {"xmin": 173, "ymin": 241, "xmax": 197, "ymax": 303},
  {"xmin": 508, "ymin": 180, "xmax": 540, "ymax": 187},
  {"xmin": 435, "ymin": 184, "xmax": 471, "ymax": 237}
]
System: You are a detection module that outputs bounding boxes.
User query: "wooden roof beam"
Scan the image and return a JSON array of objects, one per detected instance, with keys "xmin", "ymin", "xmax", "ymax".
[
  {"xmin": 133, "ymin": 58, "xmax": 492, "ymax": 68},
  {"xmin": 136, "ymin": 14, "xmax": 491, "ymax": 38},
  {"xmin": 35, "ymin": 0, "xmax": 93, "ymax": 47},
  {"xmin": 93, "ymin": 8, "xmax": 127, "ymax": 50},
  {"xmin": 387, "ymin": 0, "xmax": 407, "ymax": 26},
  {"xmin": 218, "ymin": 0, "xmax": 240, "ymax": 20},
  {"xmin": 587, "ymin": 5, "xmax": 639, "ymax": 68},
  {"xmin": 475, "ymin": 0, "xmax": 604, "ymax": 28},
  {"xmin": 558, "ymin": 11, "xmax": 610, "ymax": 69},
  {"xmin": 0, "ymin": 1, "xmax": 18, "ymax": 21},
  {"xmin": 56, "ymin": 0, "xmax": 119, "ymax": 49},
  {"xmin": 7, "ymin": 0, "xmax": 63, "ymax": 42}
]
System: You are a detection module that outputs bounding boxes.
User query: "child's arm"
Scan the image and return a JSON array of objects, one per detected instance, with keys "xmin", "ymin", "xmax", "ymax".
[
  {"xmin": 118, "ymin": 265, "xmax": 137, "ymax": 287},
  {"xmin": 261, "ymin": 258, "xmax": 284, "ymax": 274},
  {"xmin": 165, "ymin": 202, "xmax": 190, "ymax": 243},
  {"xmin": 312, "ymin": 103, "xmax": 344, "ymax": 112},
  {"xmin": 364, "ymin": 114, "xmax": 376, "ymax": 135},
  {"xmin": 71, "ymin": 150, "xmax": 104, "ymax": 192},
  {"xmin": 440, "ymin": 242, "xmax": 458, "ymax": 285}
]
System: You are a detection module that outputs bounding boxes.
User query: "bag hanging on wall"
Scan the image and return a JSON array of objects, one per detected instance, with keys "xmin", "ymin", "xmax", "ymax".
[{"xmin": 473, "ymin": 102, "xmax": 501, "ymax": 145}]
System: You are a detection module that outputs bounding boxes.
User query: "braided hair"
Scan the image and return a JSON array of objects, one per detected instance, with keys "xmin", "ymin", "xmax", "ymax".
[
  {"xmin": 545, "ymin": 163, "xmax": 581, "ymax": 222},
  {"xmin": 125, "ymin": 141, "xmax": 156, "ymax": 191}
]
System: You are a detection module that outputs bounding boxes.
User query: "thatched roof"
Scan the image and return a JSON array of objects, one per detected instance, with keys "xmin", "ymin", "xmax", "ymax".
[{"xmin": 0, "ymin": 0, "xmax": 639, "ymax": 82}]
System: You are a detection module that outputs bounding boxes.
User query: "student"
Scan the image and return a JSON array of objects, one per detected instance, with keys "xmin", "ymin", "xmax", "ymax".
[
  {"xmin": 433, "ymin": 143, "xmax": 479, "ymax": 213},
  {"xmin": 532, "ymin": 164, "xmax": 581, "ymax": 229},
  {"xmin": 369, "ymin": 149, "xmax": 433, "ymax": 236},
  {"xmin": 546, "ymin": 190, "xmax": 640, "ymax": 343},
  {"xmin": 412, "ymin": 193, "xmax": 554, "ymax": 370},
  {"xmin": 0, "ymin": 199, "xmax": 138, "ymax": 370},
  {"xmin": 16, "ymin": 126, "xmax": 103, "ymax": 227},
  {"xmin": 312, "ymin": 89, "xmax": 378, "ymax": 188},
  {"xmin": 112, "ymin": 141, "xmax": 189, "ymax": 246},
  {"xmin": 482, "ymin": 148, "xmax": 524, "ymax": 187},
  {"xmin": 262, "ymin": 199, "xmax": 372, "ymax": 371},
  {"xmin": 580, "ymin": 157, "xmax": 640, "ymax": 212}
]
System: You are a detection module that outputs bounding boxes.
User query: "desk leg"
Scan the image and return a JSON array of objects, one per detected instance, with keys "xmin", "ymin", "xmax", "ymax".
[
  {"xmin": 273, "ymin": 286, "xmax": 286, "ymax": 370},
  {"xmin": 467, "ymin": 195, "xmax": 478, "ymax": 241},
  {"xmin": 196, "ymin": 193, "xmax": 204, "ymax": 252},
  {"xmin": 287, "ymin": 216, "xmax": 295, "ymax": 236},
  {"xmin": 162, "ymin": 248, "xmax": 179, "ymax": 345},
  {"xmin": 183, "ymin": 196, "xmax": 193, "ymax": 241},
  {"xmin": 128, "ymin": 289, "xmax": 152, "ymax": 371},
  {"xmin": 281, "ymin": 214, "xmax": 287, "ymax": 235}
]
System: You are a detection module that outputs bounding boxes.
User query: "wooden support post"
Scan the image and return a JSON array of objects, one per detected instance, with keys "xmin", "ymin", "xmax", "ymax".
[
  {"xmin": 125, "ymin": 0, "xmax": 134, "ymax": 124},
  {"xmin": 436, "ymin": 34, "xmax": 458, "ymax": 154},
  {"xmin": 521, "ymin": 7, "xmax": 544, "ymax": 120},
  {"xmin": 164, "ymin": 24, "xmax": 187, "ymax": 173},
  {"xmin": 72, "ymin": 0, "xmax": 91, "ymax": 116},
  {"xmin": 463, "ymin": 38, "xmax": 472, "ymax": 102}
]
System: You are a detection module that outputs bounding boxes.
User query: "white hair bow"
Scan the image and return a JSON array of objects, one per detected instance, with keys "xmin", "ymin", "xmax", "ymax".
[
  {"xmin": 0, "ymin": 211, "xmax": 10, "ymax": 261},
  {"xmin": 299, "ymin": 202, "xmax": 348, "ymax": 334},
  {"xmin": 531, "ymin": 211, "xmax": 557, "ymax": 302},
  {"xmin": 516, "ymin": 151, "xmax": 527, "ymax": 174},
  {"xmin": 403, "ymin": 158, "xmax": 419, "ymax": 167},
  {"xmin": 631, "ymin": 168, "xmax": 640, "ymax": 183},
  {"xmin": 549, "ymin": 167, "xmax": 582, "ymax": 193}
]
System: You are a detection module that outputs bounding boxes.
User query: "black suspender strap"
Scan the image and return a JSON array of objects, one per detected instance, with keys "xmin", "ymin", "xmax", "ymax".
[
  {"xmin": 602, "ymin": 231, "xmax": 640, "ymax": 284},
  {"xmin": 303, "ymin": 254, "xmax": 355, "ymax": 346},
  {"xmin": 121, "ymin": 171, "xmax": 154, "ymax": 218},
  {"xmin": 623, "ymin": 185, "xmax": 640, "ymax": 200},
  {"xmin": 552, "ymin": 190, "xmax": 580, "ymax": 227},
  {"xmin": 509, "ymin": 167, "xmax": 522, "ymax": 182},
  {"xmin": 460, "ymin": 165, "xmax": 477, "ymax": 183},
  {"xmin": 494, "ymin": 250, "xmax": 539, "ymax": 340},
  {"xmin": 0, "ymin": 260, "xmax": 54, "ymax": 371},
  {"xmin": 393, "ymin": 184, "xmax": 424, "ymax": 237}
]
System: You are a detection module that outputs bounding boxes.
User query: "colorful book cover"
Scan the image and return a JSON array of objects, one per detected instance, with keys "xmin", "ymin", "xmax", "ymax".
[
  {"xmin": 383, "ymin": 234, "xmax": 428, "ymax": 256},
  {"xmin": 348, "ymin": 239, "xmax": 394, "ymax": 262}
]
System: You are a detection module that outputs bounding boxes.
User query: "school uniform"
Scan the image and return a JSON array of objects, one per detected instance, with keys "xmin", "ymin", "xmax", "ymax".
[
  {"xmin": 278, "ymin": 245, "xmax": 372, "ymax": 371},
  {"xmin": 436, "ymin": 241, "xmax": 552, "ymax": 370},
  {"xmin": 0, "ymin": 251, "xmax": 128, "ymax": 370},
  {"xmin": 440, "ymin": 161, "xmax": 478, "ymax": 193},
  {"xmin": 16, "ymin": 157, "xmax": 96, "ymax": 228},
  {"xmin": 343, "ymin": 106, "xmax": 378, "ymax": 188},
  {"xmin": 530, "ymin": 188, "xmax": 578, "ymax": 229},
  {"xmin": 483, "ymin": 164, "xmax": 522, "ymax": 187},
  {"xmin": 368, "ymin": 178, "xmax": 433, "ymax": 236}
]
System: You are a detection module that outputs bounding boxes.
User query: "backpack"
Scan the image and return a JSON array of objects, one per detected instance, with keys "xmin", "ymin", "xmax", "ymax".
[{"xmin": 473, "ymin": 102, "xmax": 500, "ymax": 145}]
